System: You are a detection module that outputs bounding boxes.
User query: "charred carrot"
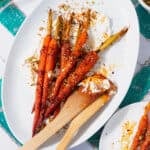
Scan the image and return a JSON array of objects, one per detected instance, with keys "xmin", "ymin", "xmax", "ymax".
[
  {"xmin": 38, "ymin": 16, "xmax": 72, "ymax": 122},
  {"xmin": 130, "ymin": 114, "xmax": 148, "ymax": 150},
  {"xmin": 45, "ymin": 51, "xmax": 98, "ymax": 118},
  {"xmin": 35, "ymin": 16, "xmax": 63, "ymax": 132},
  {"xmin": 50, "ymin": 28, "xmax": 87, "ymax": 99},
  {"xmin": 41, "ymin": 16, "xmax": 63, "ymax": 108},
  {"xmin": 141, "ymin": 140, "xmax": 150, "ymax": 150},
  {"xmin": 53, "ymin": 106, "xmax": 61, "ymax": 119},
  {"xmin": 71, "ymin": 9, "xmax": 90, "ymax": 56},
  {"xmin": 51, "ymin": 10, "xmax": 91, "ymax": 100},
  {"xmin": 32, "ymin": 9, "xmax": 53, "ymax": 113},
  {"xmin": 41, "ymin": 39, "xmax": 58, "ymax": 106},
  {"xmin": 60, "ymin": 14, "xmax": 73, "ymax": 70},
  {"xmin": 96, "ymin": 27, "xmax": 128, "ymax": 52},
  {"xmin": 140, "ymin": 104, "xmax": 150, "ymax": 150},
  {"xmin": 60, "ymin": 41, "xmax": 71, "ymax": 70},
  {"xmin": 36, "ymin": 39, "xmax": 58, "ymax": 126},
  {"xmin": 45, "ymin": 27, "xmax": 128, "ymax": 119},
  {"xmin": 130, "ymin": 103, "xmax": 150, "ymax": 150},
  {"xmin": 32, "ymin": 10, "xmax": 53, "ymax": 136},
  {"xmin": 140, "ymin": 122, "xmax": 150, "ymax": 150}
]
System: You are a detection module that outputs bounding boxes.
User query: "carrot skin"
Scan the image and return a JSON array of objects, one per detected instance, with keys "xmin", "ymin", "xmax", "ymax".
[
  {"xmin": 35, "ymin": 38, "xmax": 59, "ymax": 131},
  {"xmin": 131, "ymin": 103, "xmax": 150, "ymax": 150},
  {"xmin": 61, "ymin": 41, "xmax": 71, "ymax": 70},
  {"xmin": 51, "ymin": 31, "xmax": 88, "ymax": 99},
  {"xmin": 130, "ymin": 115, "xmax": 148, "ymax": 150},
  {"xmin": 45, "ymin": 51, "xmax": 98, "ymax": 118},
  {"xmin": 32, "ymin": 35, "xmax": 51, "ymax": 136},
  {"xmin": 42, "ymin": 39, "xmax": 58, "ymax": 106},
  {"xmin": 140, "ymin": 112, "xmax": 150, "ymax": 150}
]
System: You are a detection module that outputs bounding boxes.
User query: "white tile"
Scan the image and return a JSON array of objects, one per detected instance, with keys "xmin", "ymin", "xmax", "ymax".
[
  {"xmin": 0, "ymin": 24, "xmax": 14, "ymax": 76},
  {"xmin": 0, "ymin": 60, "xmax": 5, "ymax": 78},
  {"xmin": 13, "ymin": 0, "xmax": 42, "ymax": 16},
  {"xmin": 138, "ymin": 35, "xmax": 150, "ymax": 64},
  {"xmin": 135, "ymin": 35, "xmax": 150, "ymax": 73},
  {"xmin": 0, "ymin": 127, "xmax": 18, "ymax": 149}
]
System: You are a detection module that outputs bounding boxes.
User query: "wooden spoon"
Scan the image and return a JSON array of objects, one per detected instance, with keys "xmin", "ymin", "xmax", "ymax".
[
  {"xmin": 56, "ymin": 93, "xmax": 113, "ymax": 150},
  {"xmin": 19, "ymin": 91, "xmax": 93, "ymax": 150},
  {"xmin": 19, "ymin": 75, "xmax": 116, "ymax": 150}
]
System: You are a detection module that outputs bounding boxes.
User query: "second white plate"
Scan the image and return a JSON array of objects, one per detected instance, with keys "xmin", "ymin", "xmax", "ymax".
[{"xmin": 99, "ymin": 102, "xmax": 148, "ymax": 150}]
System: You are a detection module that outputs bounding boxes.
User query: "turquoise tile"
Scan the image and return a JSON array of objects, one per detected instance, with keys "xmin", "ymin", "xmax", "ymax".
[
  {"xmin": 131, "ymin": 0, "xmax": 139, "ymax": 6},
  {"xmin": 136, "ymin": 5, "xmax": 150, "ymax": 39},
  {"xmin": 0, "ymin": 112, "xmax": 9, "ymax": 132},
  {"xmin": 88, "ymin": 127, "xmax": 103, "ymax": 148},
  {"xmin": 0, "ymin": 4, "xmax": 25, "ymax": 35},
  {"xmin": 0, "ymin": 0, "xmax": 10, "ymax": 8},
  {"xmin": 120, "ymin": 66, "xmax": 150, "ymax": 108},
  {"xmin": 0, "ymin": 79, "xmax": 1, "ymax": 107}
]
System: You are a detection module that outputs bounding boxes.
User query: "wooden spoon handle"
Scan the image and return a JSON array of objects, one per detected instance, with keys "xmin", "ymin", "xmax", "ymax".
[
  {"xmin": 56, "ymin": 94, "xmax": 111, "ymax": 150},
  {"xmin": 18, "ymin": 91, "xmax": 93, "ymax": 150}
]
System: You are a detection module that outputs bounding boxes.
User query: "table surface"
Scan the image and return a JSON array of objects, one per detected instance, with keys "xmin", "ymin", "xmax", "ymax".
[{"xmin": 0, "ymin": 0, "xmax": 150, "ymax": 149}]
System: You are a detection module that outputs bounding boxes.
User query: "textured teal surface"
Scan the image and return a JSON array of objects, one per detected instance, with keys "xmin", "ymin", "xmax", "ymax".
[
  {"xmin": 130, "ymin": 0, "xmax": 150, "ymax": 38},
  {"xmin": 0, "ymin": 4, "xmax": 25, "ymax": 35},
  {"xmin": 120, "ymin": 66, "xmax": 150, "ymax": 107},
  {"xmin": 0, "ymin": 0, "xmax": 149, "ymax": 148},
  {"xmin": 136, "ymin": 5, "xmax": 150, "ymax": 39},
  {"xmin": 0, "ymin": 0, "xmax": 10, "ymax": 8},
  {"xmin": 132, "ymin": 0, "xmax": 139, "ymax": 5},
  {"xmin": 0, "ymin": 79, "xmax": 1, "ymax": 107}
]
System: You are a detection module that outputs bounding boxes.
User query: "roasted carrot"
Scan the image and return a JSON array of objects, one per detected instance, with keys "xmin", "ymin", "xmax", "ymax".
[
  {"xmin": 41, "ymin": 40, "xmax": 58, "ymax": 104},
  {"xmin": 63, "ymin": 13, "xmax": 73, "ymax": 41},
  {"xmin": 60, "ymin": 14, "xmax": 73, "ymax": 70},
  {"xmin": 45, "ymin": 51, "xmax": 98, "ymax": 118},
  {"xmin": 45, "ymin": 27, "xmax": 128, "ymax": 119},
  {"xmin": 130, "ymin": 103, "xmax": 150, "ymax": 150},
  {"xmin": 50, "ymin": 29, "xmax": 87, "ymax": 99},
  {"xmin": 130, "ymin": 114, "xmax": 148, "ymax": 150},
  {"xmin": 41, "ymin": 16, "xmax": 63, "ymax": 108},
  {"xmin": 36, "ymin": 39, "xmax": 58, "ymax": 126},
  {"xmin": 32, "ymin": 9, "xmax": 53, "ymax": 113},
  {"xmin": 140, "ymin": 104, "xmax": 150, "ymax": 150},
  {"xmin": 72, "ymin": 9, "xmax": 90, "ymax": 54},
  {"xmin": 35, "ymin": 15, "xmax": 63, "ymax": 133},
  {"xmin": 32, "ymin": 10, "xmax": 53, "ymax": 136},
  {"xmin": 96, "ymin": 27, "xmax": 128, "ymax": 52},
  {"xmin": 37, "ymin": 16, "xmax": 71, "ymax": 123},
  {"xmin": 50, "ymin": 10, "xmax": 91, "ymax": 100},
  {"xmin": 53, "ymin": 106, "xmax": 61, "ymax": 119},
  {"xmin": 60, "ymin": 41, "xmax": 71, "ymax": 69},
  {"xmin": 141, "ymin": 140, "xmax": 150, "ymax": 150},
  {"xmin": 140, "ymin": 121, "xmax": 150, "ymax": 150}
]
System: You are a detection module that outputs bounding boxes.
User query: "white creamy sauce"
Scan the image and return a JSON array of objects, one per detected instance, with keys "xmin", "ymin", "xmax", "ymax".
[
  {"xmin": 72, "ymin": 12, "xmax": 111, "ymax": 49},
  {"xmin": 79, "ymin": 77, "xmax": 110, "ymax": 93},
  {"xmin": 53, "ymin": 2, "xmax": 112, "ymax": 50},
  {"xmin": 88, "ymin": 12, "xmax": 111, "ymax": 50}
]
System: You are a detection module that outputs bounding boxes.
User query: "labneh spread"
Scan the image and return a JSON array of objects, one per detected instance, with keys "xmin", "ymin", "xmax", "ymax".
[{"xmin": 79, "ymin": 75, "xmax": 110, "ymax": 93}]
